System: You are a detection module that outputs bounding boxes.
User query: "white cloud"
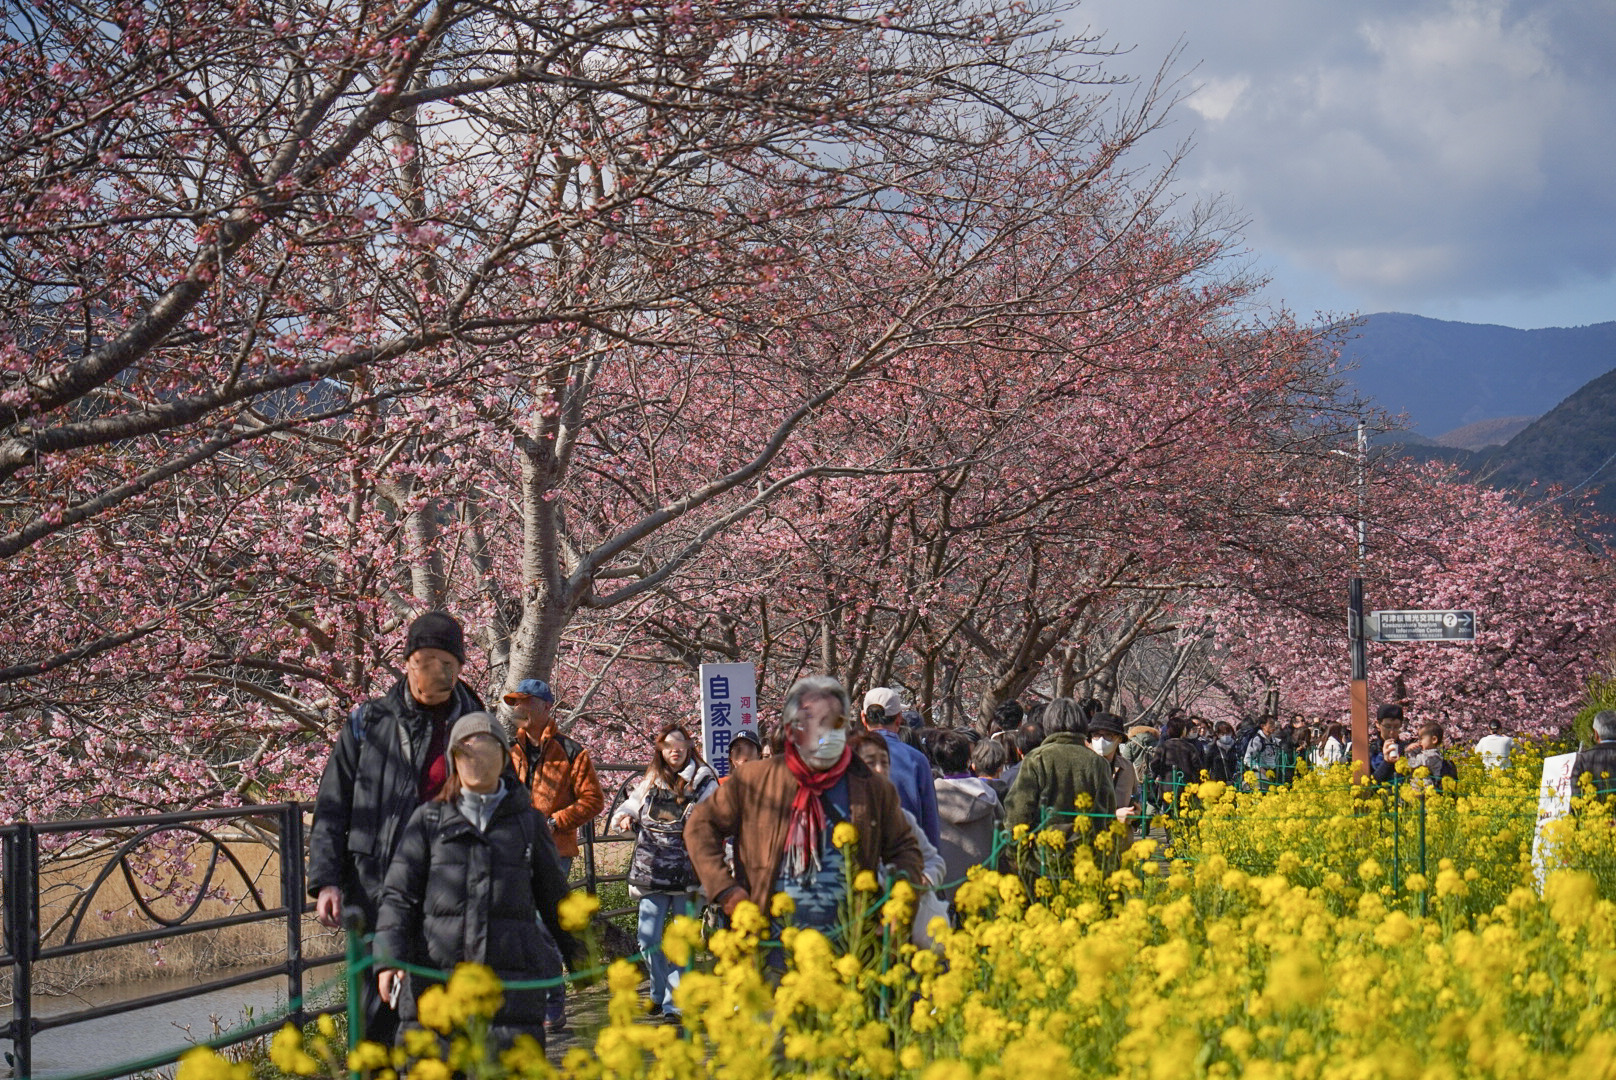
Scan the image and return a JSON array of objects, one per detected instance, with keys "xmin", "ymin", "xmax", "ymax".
[
  {"xmin": 1185, "ymin": 75, "xmax": 1250, "ymax": 122},
  {"xmin": 1074, "ymin": 0, "xmax": 1616, "ymax": 323}
]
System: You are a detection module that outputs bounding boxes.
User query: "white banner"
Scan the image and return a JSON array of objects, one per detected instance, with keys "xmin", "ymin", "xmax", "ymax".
[
  {"xmin": 1531, "ymin": 752, "xmax": 1579, "ymax": 890},
  {"xmin": 699, "ymin": 662, "xmax": 758, "ymax": 778}
]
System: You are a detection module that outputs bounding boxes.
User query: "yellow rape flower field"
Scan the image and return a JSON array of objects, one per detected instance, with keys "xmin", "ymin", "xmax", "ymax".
[{"xmin": 183, "ymin": 748, "xmax": 1616, "ymax": 1080}]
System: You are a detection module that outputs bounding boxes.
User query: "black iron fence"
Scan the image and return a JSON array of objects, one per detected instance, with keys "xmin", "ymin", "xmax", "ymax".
[
  {"xmin": 578, "ymin": 762, "xmax": 646, "ymax": 921},
  {"xmin": 1, "ymin": 764, "xmax": 652, "ymax": 1080},
  {"xmin": 1, "ymin": 804, "xmax": 343, "ymax": 1080}
]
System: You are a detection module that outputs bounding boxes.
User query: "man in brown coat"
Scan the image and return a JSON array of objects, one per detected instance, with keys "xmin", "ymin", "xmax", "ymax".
[
  {"xmin": 504, "ymin": 678, "xmax": 604, "ymax": 1033},
  {"xmin": 685, "ymin": 675, "xmax": 924, "ymax": 929}
]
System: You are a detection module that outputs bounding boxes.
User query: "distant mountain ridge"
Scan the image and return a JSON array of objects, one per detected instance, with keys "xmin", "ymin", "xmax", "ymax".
[
  {"xmin": 1433, "ymin": 416, "xmax": 1537, "ymax": 450},
  {"xmin": 1336, "ymin": 313, "xmax": 1616, "ymax": 437},
  {"xmin": 1474, "ymin": 368, "xmax": 1616, "ymax": 518}
]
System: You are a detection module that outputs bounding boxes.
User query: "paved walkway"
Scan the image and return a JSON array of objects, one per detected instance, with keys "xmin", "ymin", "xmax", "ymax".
[{"xmin": 547, "ymin": 978, "xmax": 677, "ymax": 1062}]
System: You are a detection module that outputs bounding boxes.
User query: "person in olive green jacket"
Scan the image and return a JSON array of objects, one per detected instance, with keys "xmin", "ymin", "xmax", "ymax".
[{"xmin": 1003, "ymin": 698, "xmax": 1117, "ymax": 839}]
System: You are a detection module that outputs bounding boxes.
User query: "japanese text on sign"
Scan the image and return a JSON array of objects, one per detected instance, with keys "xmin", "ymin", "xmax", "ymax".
[{"xmin": 699, "ymin": 662, "xmax": 758, "ymax": 778}]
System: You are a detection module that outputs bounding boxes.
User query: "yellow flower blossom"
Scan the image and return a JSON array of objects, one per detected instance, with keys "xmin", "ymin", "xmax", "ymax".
[
  {"xmin": 268, "ymin": 1025, "xmax": 320, "ymax": 1076},
  {"xmin": 661, "ymin": 914, "xmax": 704, "ymax": 967},
  {"xmin": 731, "ymin": 899, "xmax": 769, "ymax": 936},
  {"xmin": 348, "ymin": 1041, "xmax": 391, "ymax": 1072},
  {"xmin": 175, "ymin": 1047, "xmax": 250, "ymax": 1080},
  {"xmin": 445, "ymin": 962, "xmax": 504, "ymax": 1020},
  {"xmin": 557, "ymin": 890, "xmax": 600, "ymax": 932},
  {"xmin": 316, "ymin": 752, "xmax": 1616, "ymax": 1080},
  {"xmin": 409, "ymin": 1061, "xmax": 452, "ymax": 1080}
]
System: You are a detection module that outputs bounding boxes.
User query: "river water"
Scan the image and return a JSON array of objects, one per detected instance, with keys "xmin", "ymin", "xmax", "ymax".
[{"xmin": 5, "ymin": 973, "xmax": 331, "ymax": 1079}]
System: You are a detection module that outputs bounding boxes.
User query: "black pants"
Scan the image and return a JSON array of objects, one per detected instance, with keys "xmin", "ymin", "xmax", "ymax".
[{"xmin": 344, "ymin": 888, "xmax": 400, "ymax": 1045}]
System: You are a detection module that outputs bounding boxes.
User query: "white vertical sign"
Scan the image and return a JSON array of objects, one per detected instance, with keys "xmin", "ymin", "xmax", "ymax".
[
  {"xmin": 1531, "ymin": 752, "xmax": 1578, "ymax": 890},
  {"xmin": 700, "ymin": 662, "xmax": 758, "ymax": 778}
]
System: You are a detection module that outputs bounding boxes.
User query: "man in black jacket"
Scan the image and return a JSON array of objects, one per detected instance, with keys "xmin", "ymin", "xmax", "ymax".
[{"xmin": 307, "ymin": 611, "xmax": 484, "ymax": 1042}]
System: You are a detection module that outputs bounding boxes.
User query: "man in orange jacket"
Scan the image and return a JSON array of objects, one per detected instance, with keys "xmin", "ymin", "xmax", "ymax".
[{"xmin": 505, "ymin": 678, "xmax": 605, "ymax": 1032}]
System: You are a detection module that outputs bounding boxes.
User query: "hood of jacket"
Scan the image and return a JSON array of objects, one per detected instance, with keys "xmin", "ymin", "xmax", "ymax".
[{"xmin": 935, "ymin": 777, "xmax": 998, "ymax": 826}]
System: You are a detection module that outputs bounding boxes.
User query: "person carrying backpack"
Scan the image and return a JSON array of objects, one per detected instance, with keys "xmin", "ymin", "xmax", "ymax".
[
  {"xmin": 611, "ymin": 725, "xmax": 718, "ymax": 1022},
  {"xmin": 505, "ymin": 679, "xmax": 605, "ymax": 1034},
  {"xmin": 308, "ymin": 612, "xmax": 484, "ymax": 1044}
]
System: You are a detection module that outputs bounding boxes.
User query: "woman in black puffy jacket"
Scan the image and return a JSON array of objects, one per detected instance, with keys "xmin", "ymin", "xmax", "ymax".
[{"xmin": 375, "ymin": 712, "xmax": 579, "ymax": 1049}]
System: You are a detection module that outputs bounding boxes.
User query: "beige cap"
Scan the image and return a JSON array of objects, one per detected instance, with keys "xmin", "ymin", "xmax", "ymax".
[
  {"xmin": 862, "ymin": 687, "xmax": 904, "ymax": 717},
  {"xmin": 449, "ymin": 711, "xmax": 511, "ymax": 752}
]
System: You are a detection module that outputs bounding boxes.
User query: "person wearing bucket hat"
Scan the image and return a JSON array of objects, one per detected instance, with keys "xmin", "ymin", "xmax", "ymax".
[
  {"xmin": 308, "ymin": 611, "xmax": 485, "ymax": 1044},
  {"xmin": 1086, "ymin": 713, "xmax": 1139, "ymax": 829}
]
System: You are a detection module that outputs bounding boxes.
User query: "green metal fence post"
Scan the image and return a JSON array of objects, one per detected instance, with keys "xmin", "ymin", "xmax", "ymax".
[
  {"xmin": 1418, "ymin": 792, "xmax": 1428, "ymax": 917},
  {"xmin": 343, "ymin": 909, "xmax": 366, "ymax": 1072},
  {"xmin": 1391, "ymin": 778, "xmax": 1402, "ymax": 897}
]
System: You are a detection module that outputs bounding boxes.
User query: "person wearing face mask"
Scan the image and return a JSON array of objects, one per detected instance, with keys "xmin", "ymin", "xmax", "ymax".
[
  {"xmin": 1086, "ymin": 713, "xmax": 1139, "ymax": 830},
  {"xmin": 1205, "ymin": 721, "xmax": 1244, "ymax": 784},
  {"xmin": 684, "ymin": 675, "xmax": 924, "ymax": 930},
  {"xmin": 1148, "ymin": 717, "xmax": 1207, "ymax": 813},
  {"xmin": 308, "ymin": 611, "xmax": 485, "ymax": 1044},
  {"xmin": 373, "ymin": 713, "xmax": 580, "ymax": 1052},
  {"xmin": 610, "ymin": 725, "xmax": 718, "ymax": 1021}
]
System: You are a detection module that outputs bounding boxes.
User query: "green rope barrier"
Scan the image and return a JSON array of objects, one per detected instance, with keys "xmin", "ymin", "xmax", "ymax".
[{"xmin": 376, "ymin": 950, "xmax": 648, "ymax": 991}]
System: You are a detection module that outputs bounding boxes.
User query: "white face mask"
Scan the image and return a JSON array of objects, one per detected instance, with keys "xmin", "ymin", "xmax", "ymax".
[
  {"xmin": 798, "ymin": 726, "xmax": 847, "ymax": 770},
  {"xmin": 1090, "ymin": 737, "xmax": 1117, "ymax": 757},
  {"xmin": 1217, "ymin": 735, "xmax": 1235, "ymax": 749}
]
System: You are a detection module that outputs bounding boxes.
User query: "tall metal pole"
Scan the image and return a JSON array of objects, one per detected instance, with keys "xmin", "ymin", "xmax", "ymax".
[
  {"xmin": 1350, "ymin": 420, "xmax": 1371, "ymax": 775},
  {"xmin": 282, "ymin": 805, "xmax": 307, "ymax": 1031}
]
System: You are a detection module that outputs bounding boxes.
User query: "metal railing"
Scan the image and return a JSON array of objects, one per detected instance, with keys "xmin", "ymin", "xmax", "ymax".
[
  {"xmin": 579, "ymin": 762, "xmax": 648, "ymax": 921},
  {"xmin": 2, "ymin": 804, "xmax": 343, "ymax": 1080},
  {"xmin": 0, "ymin": 763, "xmax": 654, "ymax": 1079}
]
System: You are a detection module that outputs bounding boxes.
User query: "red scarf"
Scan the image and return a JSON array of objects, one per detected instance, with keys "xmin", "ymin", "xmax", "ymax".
[{"xmin": 782, "ymin": 739, "xmax": 853, "ymax": 879}]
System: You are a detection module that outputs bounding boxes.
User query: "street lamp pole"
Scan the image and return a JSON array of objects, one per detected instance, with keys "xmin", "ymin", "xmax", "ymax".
[{"xmin": 1349, "ymin": 419, "xmax": 1370, "ymax": 773}]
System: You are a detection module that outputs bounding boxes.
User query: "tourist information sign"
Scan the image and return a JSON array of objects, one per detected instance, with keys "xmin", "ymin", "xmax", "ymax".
[{"xmin": 1367, "ymin": 609, "xmax": 1477, "ymax": 642}]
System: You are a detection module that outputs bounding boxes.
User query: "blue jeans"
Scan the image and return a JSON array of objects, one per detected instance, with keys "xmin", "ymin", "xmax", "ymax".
[
  {"xmin": 546, "ymin": 857, "xmax": 576, "ymax": 1018},
  {"xmin": 637, "ymin": 893, "xmax": 690, "ymax": 1010}
]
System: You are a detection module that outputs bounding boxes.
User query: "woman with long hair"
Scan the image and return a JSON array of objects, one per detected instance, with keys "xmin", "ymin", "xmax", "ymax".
[
  {"xmin": 1315, "ymin": 723, "xmax": 1348, "ymax": 766},
  {"xmin": 610, "ymin": 724, "xmax": 718, "ymax": 1021},
  {"xmin": 374, "ymin": 713, "xmax": 578, "ymax": 1051}
]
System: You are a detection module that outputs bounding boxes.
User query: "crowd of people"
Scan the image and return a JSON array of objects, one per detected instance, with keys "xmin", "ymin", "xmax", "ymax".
[{"xmin": 306, "ymin": 611, "xmax": 1616, "ymax": 1051}]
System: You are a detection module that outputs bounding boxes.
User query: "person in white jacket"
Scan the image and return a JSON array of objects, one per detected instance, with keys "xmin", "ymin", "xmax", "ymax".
[
  {"xmin": 1314, "ymin": 723, "xmax": 1348, "ymax": 767},
  {"xmin": 1474, "ymin": 720, "xmax": 1516, "ymax": 769},
  {"xmin": 610, "ymin": 725, "xmax": 717, "ymax": 1021}
]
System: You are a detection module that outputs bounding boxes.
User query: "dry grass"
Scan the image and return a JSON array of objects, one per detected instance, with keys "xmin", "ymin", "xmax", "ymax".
[
  {"xmin": 3, "ymin": 836, "xmax": 338, "ymax": 1003},
  {"xmin": 4, "ymin": 826, "xmax": 636, "ymax": 1002}
]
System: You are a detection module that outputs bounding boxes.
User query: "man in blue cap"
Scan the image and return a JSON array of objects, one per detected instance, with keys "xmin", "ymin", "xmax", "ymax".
[{"xmin": 504, "ymin": 677, "xmax": 604, "ymax": 1034}]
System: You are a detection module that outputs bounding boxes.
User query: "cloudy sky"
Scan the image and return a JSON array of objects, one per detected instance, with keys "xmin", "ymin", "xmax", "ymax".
[{"xmin": 1070, "ymin": 0, "xmax": 1616, "ymax": 329}]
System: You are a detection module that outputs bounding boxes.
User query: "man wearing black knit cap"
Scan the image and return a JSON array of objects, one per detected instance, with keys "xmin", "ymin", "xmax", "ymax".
[{"xmin": 308, "ymin": 611, "xmax": 484, "ymax": 1043}]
